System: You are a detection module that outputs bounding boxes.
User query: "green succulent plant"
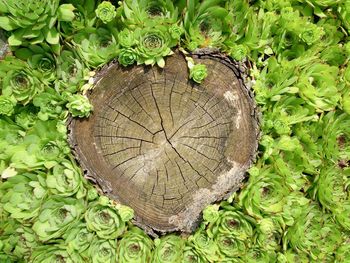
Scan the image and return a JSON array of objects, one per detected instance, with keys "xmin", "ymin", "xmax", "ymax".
[
  {"xmin": 46, "ymin": 160, "xmax": 86, "ymax": 198},
  {"xmin": 187, "ymin": 229, "xmax": 219, "ymax": 262},
  {"xmin": 32, "ymin": 89, "xmax": 65, "ymax": 121},
  {"xmin": 30, "ymin": 244, "xmax": 84, "ymax": 263},
  {"xmin": 56, "ymin": 49, "xmax": 91, "ymax": 93},
  {"xmin": 32, "ymin": 196, "xmax": 86, "ymax": 241},
  {"xmin": 283, "ymin": 204, "xmax": 342, "ymax": 260},
  {"xmin": 152, "ymin": 235, "xmax": 185, "ymax": 262},
  {"xmin": 87, "ymin": 237, "xmax": 117, "ymax": 263},
  {"xmin": 0, "ymin": 173, "xmax": 46, "ymax": 222},
  {"xmin": 0, "ymin": 96, "xmax": 16, "ymax": 116},
  {"xmin": 15, "ymin": 44, "xmax": 57, "ymax": 83},
  {"xmin": 0, "ymin": 56, "xmax": 45, "ymax": 105},
  {"xmin": 238, "ymin": 165, "xmax": 291, "ymax": 218},
  {"xmin": 118, "ymin": 48, "xmax": 138, "ymax": 67},
  {"xmin": 85, "ymin": 197, "xmax": 126, "ymax": 239},
  {"xmin": 121, "ymin": 0, "xmax": 179, "ymax": 27},
  {"xmin": 58, "ymin": 0, "xmax": 98, "ymax": 37},
  {"xmin": 189, "ymin": 63, "xmax": 208, "ymax": 83},
  {"xmin": 184, "ymin": 0, "xmax": 231, "ymax": 50},
  {"xmin": 0, "ymin": 0, "xmax": 75, "ymax": 48},
  {"xmin": 182, "ymin": 244, "xmax": 206, "ymax": 263},
  {"xmin": 117, "ymin": 227, "xmax": 153, "ymax": 262},
  {"xmin": 95, "ymin": 1, "xmax": 117, "ymax": 24},
  {"xmin": 134, "ymin": 26, "xmax": 175, "ymax": 67},
  {"xmin": 64, "ymin": 223, "xmax": 95, "ymax": 254},
  {"xmin": 66, "ymin": 94, "xmax": 93, "ymax": 118},
  {"xmin": 72, "ymin": 27, "xmax": 118, "ymax": 68},
  {"xmin": 6, "ymin": 120, "xmax": 70, "ymax": 170}
]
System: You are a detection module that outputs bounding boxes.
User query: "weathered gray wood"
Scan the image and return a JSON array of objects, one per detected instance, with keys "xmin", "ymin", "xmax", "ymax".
[
  {"xmin": 69, "ymin": 51, "xmax": 259, "ymax": 234},
  {"xmin": 0, "ymin": 30, "xmax": 9, "ymax": 60}
]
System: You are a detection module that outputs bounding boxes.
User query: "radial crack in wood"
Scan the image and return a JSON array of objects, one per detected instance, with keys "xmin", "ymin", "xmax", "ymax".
[{"xmin": 69, "ymin": 51, "xmax": 259, "ymax": 234}]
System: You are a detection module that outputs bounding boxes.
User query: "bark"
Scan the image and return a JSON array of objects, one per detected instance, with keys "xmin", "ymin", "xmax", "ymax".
[{"xmin": 69, "ymin": 50, "xmax": 259, "ymax": 235}]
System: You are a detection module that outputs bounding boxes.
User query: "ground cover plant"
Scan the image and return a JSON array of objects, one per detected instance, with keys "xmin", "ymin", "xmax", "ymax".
[{"xmin": 0, "ymin": 0, "xmax": 350, "ymax": 262}]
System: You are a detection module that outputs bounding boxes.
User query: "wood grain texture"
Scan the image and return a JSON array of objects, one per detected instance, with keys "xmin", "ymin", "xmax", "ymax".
[{"xmin": 69, "ymin": 50, "xmax": 259, "ymax": 234}]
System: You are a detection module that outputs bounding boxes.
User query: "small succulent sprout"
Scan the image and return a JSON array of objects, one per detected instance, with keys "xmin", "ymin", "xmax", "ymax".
[
  {"xmin": 229, "ymin": 44, "xmax": 249, "ymax": 61},
  {"xmin": 66, "ymin": 94, "xmax": 93, "ymax": 118},
  {"xmin": 186, "ymin": 57, "xmax": 208, "ymax": 83},
  {"xmin": 95, "ymin": 1, "xmax": 117, "ymax": 24},
  {"xmin": 118, "ymin": 48, "xmax": 138, "ymax": 67},
  {"xmin": 0, "ymin": 95, "xmax": 16, "ymax": 116},
  {"xmin": 202, "ymin": 204, "xmax": 220, "ymax": 223}
]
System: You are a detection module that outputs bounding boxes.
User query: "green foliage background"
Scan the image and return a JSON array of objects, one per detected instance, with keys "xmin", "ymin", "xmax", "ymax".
[{"xmin": 0, "ymin": 0, "xmax": 350, "ymax": 262}]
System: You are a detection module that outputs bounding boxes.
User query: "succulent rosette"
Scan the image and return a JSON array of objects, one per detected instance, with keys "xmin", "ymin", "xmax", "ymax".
[
  {"xmin": 30, "ymin": 244, "xmax": 83, "ymax": 263},
  {"xmin": 0, "ymin": 95, "xmax": 16, "ymax": 116},
  {"xmin": 117, "ymin": 227, "xmax": 153, "ymax": 262},
  {"xmin": 64, "ymin": 223, "xmax": 95, "ymax": 254},
  {"xmin": 15, "ymin": 44, "xmax": 57, "ymax": 83},
  {"xmin": 46, "ymin": 160, "xmax": 86, "ymax": 198},
  {"xmin": 152, "ymin": 235, "xmax": 185, "ymax": 263},
  {"xmin": 72, "ymin": 27, "xmax": 118, "ymax": 68},
  {"xmin": 238, "ymin": 165, "xmax": 290, "ymax": 218},
  {"xmin": 242, "ymin": 247, "xmax": 276, "ymax": 263},
  {"xmin": 0, "ymin": 0, "xmax": 75, "ymax": 47},
  {"xmin": 32, "ymin": 89, "xmax": 65, "ymax": 121},
  {"xmin": 277, "ymin": 249, "xmax": 309, "ymax": 263},
  {"xmin": 208, "ymin": 209, "xmax": 254, "ymax": 242},
  {"xmin": 58, "ymin": 0, "xmax": 98, "ymax": 37},
  {"xmin": 6, "ymin": 226, "xmax": 40, "ymax": 260},
  {"xmin": 66, "ymin": 94, "xmax": 93, "ymax": 118},
  {"xmin": 0, "ymin": 56, "xmax": 45, "ymax": 105},
  {"xmin": 121, "ymin": 0, "xmax": 179, "ymax": 27},
  {"xmin": 56, "ymin": 49, "xmax": 90, "ymax": 93},
  {"xmin": 297, "ymin": 62, "xmax": 340, "ymax": 112},
  {"xmin": 181, "ymin": 245, "xmax": 206, "ymax": 263},
  {"xmin": 118, "ymin": 29, "xmax": 136, "ymax": 48},
  {"xmin": 135, "ymin": 26, "xmax": 174, "ymax": 67},
  {"xmin": 283, "ymin": 204, "xmax": 342, "ymax": 260},
  {"xmin": 87, "ymin": 237, "xmax": 117, "ymax": 263},
  {"xmin": 32, "ymin": 196, "xmax": 86, "ymax": 241},
  {"xmin": 118, "ymin": 48, "xmax": 138, "ymax": 67},
  {"xmin": 187, "ymin": 229, "xmax": 218, "ymax": 262},
  {"xmin": 14, "ymin": 106, "xmax": 38, "ymax": 130},
  {"xmin": 95, "ymin": 1, "xmax": 117, "ymax": 24},
  {"xmin": 310, "ymin": 165, "xmax": 348, "ymax": 215},
  {"xmin": 189, "ymin": 64, "xmax": 208, "ymax": 84},
  {"xmin": 9, "ymin": 120, "xmax": 70, "ymax": 169},
  {"xmin": 85, "ymin": 197, "xmax": 126, "ymax": 239},
  {"xmin": 229, "ymin": 44, "xmax": 249, "ymax": 61},
  {"xmin": 183, "ymin": 0, "xmax": 230, "ymax": 49},
  {"xmin": 115, "ymin": 204, "xmax": 134, "ymax": 222},
  {"xmin": 0, "ymin": 173, "xmax": 46, "ymax": 222},
  {"xmin": 254, "ymin": 217, "xmax": 282, "ymax": 251},
  {"xmin": 335, "ymin": 242, "xmax": 350, "ymax": 262},
  {"xmin": 202, "ymin": 204, "xmax": 220, "ymax": 223},
  {"xmin": 215, "ymin": 232, "xmax": 247, "ymax": 258}
]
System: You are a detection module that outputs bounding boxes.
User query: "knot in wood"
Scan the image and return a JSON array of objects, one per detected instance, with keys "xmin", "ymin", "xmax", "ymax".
[{"xmin": 69, "ymin": 51, "xmax": 259, "ymax": 234}]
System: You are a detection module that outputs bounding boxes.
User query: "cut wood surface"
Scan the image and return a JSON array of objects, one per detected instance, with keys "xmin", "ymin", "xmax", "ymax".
[{"xmin": 69, "ymin": 51, "xmax": 259, "ymax": 234}]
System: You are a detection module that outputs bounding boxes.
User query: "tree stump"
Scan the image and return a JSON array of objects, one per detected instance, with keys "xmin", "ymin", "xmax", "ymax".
[{"xmin": 69, "ymin": 51, "xmax": 259, "ymax": 234}]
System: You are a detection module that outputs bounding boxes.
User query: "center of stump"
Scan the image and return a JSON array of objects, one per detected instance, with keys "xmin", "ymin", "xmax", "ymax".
[{"xmin": 69, "ymin": 51, "xmax": 259, "ymax": 233}]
